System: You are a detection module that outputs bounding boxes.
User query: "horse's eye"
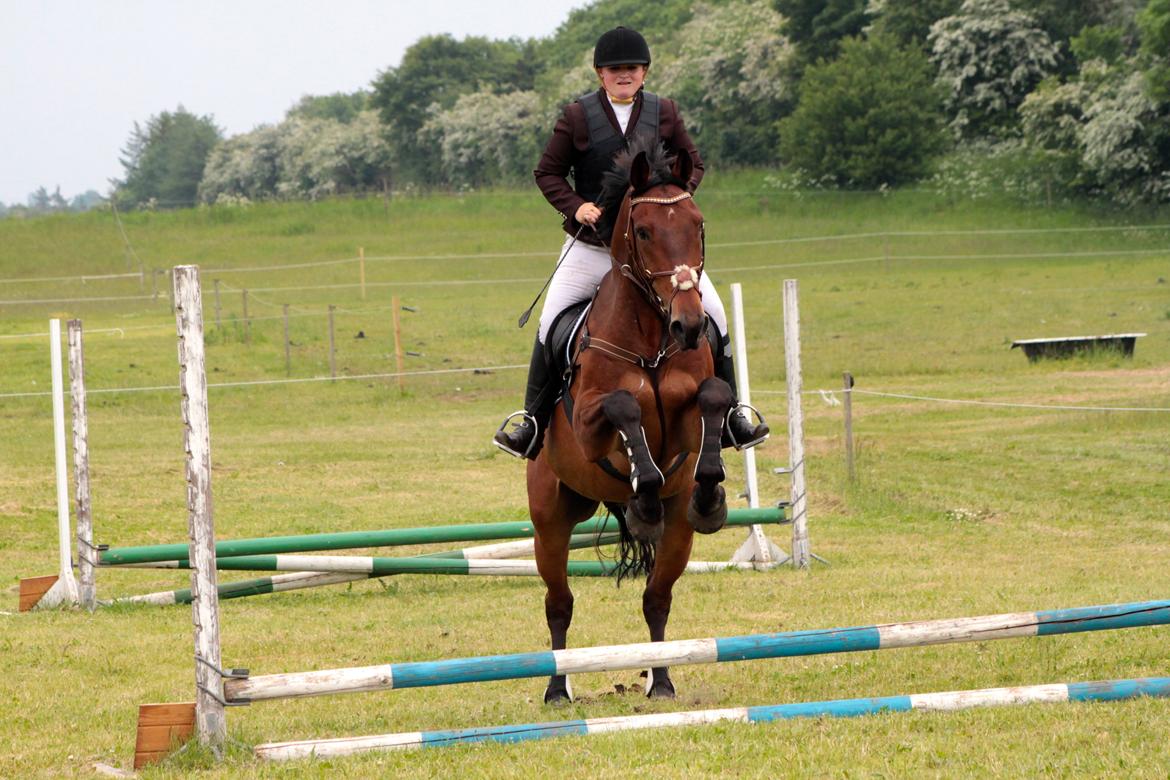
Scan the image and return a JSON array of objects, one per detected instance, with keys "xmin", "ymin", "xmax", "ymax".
[{"xmin": 636, "ymin": 227, "xmax": 651, "ymax": 241}]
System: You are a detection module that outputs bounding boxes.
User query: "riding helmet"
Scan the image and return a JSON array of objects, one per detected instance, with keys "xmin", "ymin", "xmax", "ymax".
[{"xmin": 593, "ymin": 26, "xmax": 651, "ymax": 68}]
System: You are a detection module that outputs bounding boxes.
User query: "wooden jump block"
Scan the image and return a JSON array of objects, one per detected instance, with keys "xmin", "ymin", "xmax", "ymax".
[
  {"xmin": 18, "ymin": 575, "xmax": 58, "ymax": 612},
  {"xmin": 133, "ymin": 703, "xmax": 196, "ymax": 769},
  {"xmin": 1011, "ymin": 333, "xmax": 1145, "ymax": 362}
]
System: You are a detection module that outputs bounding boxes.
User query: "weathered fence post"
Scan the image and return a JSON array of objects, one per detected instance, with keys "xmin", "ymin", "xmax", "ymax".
[
  {"xmin": 843, "ymin": 371, "xmax": 855, "ymax": 482},
  {"xmin": 783, "ymin": 279, "xmax": 811, "ymax": 569},
  {"xmin": 359, "ymin": 247, "xmax": 366, "ymax": 301},
  {"xmin": 68, "ymin": 320, "xmax": 96, "ymax": 610},
  {"xmin": 283, "ymin": 304, "xmax": 291, "ymax": 376},
  {"xmin": 328, "ymin": 305, "xmax": 337, "ymax": 381},
  {"xmin": 172, "ymin": 266, "xmax": 226, "ymax": 754},
  {"xmin": 242, "ymin": 288, "xmax": 250, "ymax": 344},
  {"xmin": 392, "ymin": 295, "xmax": 404, "ymax": 392}
]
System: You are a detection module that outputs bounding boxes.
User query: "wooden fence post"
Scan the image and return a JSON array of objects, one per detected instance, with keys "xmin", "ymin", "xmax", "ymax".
[
  {"xmin": 783, "ymin": 279, "xmax": 811, "ymax": 569},
  {"xmin": 68, "ymin": 320, "xmax": 96, "ymax": 610},
  {"xmin": 844, "ymin": 371, "xmax": 855, "ymax": 482},
  {"xmin": 283, "ymin": 304, "xmax": 291, "ymax": 376},
  {"xmin": 359, "ymin": 247, "xmax": 366, "ymax": 301},
  {"xmin": 172, "ymin": 266, "xmax": 226, "ymax": 754},
  {"xmin": 392, "ymin": 296, "xmax": 404, "ymax": 392},
  {"xmin": 242, "ymin": 289, "xmax": 250, "ymax": 344},
  {"xmin": 328, "ymin": 305, "xmax": 337, "ymax": 381}
]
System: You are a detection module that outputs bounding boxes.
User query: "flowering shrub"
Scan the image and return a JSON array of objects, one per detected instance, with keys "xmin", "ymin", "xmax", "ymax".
[{"xmin": 929, "ymin": 0, "xmax": 1059, "ymax": 138}]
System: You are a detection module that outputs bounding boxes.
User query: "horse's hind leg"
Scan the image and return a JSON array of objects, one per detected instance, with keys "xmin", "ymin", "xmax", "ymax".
[
  {"xmin": 688, "ymin": 377, "xmax": 732, "ymax": 534},
  {"xmin": 642, "ymin": 499, "xmax": 694, "ymax": 698},
  {"xmin": 528, "ymin": 461, "xmax": 598, "ymax": 704}
]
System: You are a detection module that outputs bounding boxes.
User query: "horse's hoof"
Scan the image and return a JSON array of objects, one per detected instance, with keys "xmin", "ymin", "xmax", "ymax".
[
  {"xmin": 543, "ymin": 686, "xmax": 572, "ymax": 705},
  {"xmin": 626, "ymin": 493, "xmax": 664, "ymax": 543},
  {"xmin": 646, "ymin": 676, "xmax": 676, "ymax": 699},
  {"xmin": 687, "ymin": 485, "xmax": 727, "ymax": 534}
]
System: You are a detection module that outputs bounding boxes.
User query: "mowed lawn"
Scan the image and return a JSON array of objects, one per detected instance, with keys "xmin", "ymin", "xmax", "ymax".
[{"xmin": 2, "ymin": 174, "xmax": 1169, "ymax": 777}]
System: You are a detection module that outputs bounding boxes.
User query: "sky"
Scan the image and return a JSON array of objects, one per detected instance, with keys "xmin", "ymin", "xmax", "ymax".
[{"xmin": 0, "ymin": 0, "xmax": 590, "ymax": 205}]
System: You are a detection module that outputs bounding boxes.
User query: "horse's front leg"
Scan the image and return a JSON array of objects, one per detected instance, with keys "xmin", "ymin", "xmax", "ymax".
[
  {"xmin": 642, "ymin": 499, "xmax": 694, "ymax": 698},
  {"xmin": 572, "ymin": 387, "xmax": 664, "ymax": 542},
  {"xmin": 527, "ymin": 462, "xmax": 599, "ymax": 704},
  {"xmin": 688, "ymin": 377, "xmax": 732, "ymax": 533}
]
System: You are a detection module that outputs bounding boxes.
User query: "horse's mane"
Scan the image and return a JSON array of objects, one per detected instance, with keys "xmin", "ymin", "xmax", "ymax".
[{"xmin": 594, "ymin": 133, "xmax": 687, "ymax": 244}]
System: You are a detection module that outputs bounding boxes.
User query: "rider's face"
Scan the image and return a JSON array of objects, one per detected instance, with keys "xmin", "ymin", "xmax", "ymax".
[{"xmin": 597, "ymin": 64, "xmax": 647, "ymax": 101}]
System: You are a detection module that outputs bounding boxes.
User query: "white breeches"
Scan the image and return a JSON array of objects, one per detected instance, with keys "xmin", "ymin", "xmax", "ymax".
[{"xmin": 536, "ymin": 234, "xmax": 728, "ymax": 345}]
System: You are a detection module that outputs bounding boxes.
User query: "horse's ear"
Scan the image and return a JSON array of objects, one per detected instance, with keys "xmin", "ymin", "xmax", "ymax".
[
  {"xmin": 672, "ymin": 150, "xmax": 693, "ymax": 186},
  {"xmin": 630, "ymin": 151, "xmax": 651, "ymax": 191}
]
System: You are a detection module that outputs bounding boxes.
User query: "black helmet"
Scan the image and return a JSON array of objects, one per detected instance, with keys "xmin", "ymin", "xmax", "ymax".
[{"xmin": 593, "ymin": 27, "xmax": 651, "ymax": 68}]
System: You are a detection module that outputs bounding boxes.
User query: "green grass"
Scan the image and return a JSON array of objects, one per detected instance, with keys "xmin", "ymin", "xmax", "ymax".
[{"xmin": 2, "ymin": 172, "xmax": 1169, "ymax": 777}]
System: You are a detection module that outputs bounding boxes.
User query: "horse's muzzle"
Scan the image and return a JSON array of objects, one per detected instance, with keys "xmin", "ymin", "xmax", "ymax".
[{"xmin": 669, "ymin": 311, "xmax": 706, "ymax": 351}]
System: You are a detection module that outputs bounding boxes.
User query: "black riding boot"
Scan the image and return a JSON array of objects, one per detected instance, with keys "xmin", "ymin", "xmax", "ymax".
[
  {"xmin": 712, "ymin": 331, "xmax": 770, "ymax": 450},
  {"xmin": 493, "ymin": 339, "xmax": 559, "ymax": 459}
]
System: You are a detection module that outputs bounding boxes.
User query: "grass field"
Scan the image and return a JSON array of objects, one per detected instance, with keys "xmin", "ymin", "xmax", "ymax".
[{"xmin": 2, "ymin": 171, "xmax": 1169, "ymax": 777}]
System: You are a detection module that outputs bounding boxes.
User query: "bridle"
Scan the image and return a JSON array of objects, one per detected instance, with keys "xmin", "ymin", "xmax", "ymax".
[{"xmin": 618, "ymin": 189, "xmax": 706, "ymax": 321}]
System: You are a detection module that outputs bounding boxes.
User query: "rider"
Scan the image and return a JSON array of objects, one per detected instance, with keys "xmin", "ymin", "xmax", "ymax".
[{"xmin": 493, "ymin": 25, "xmax": 768, "ymax": 459}]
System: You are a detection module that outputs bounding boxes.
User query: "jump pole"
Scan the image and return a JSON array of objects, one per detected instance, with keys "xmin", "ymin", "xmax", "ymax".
[
  {"xmin": 222, "ymin": 599, "xmax": 1170, "ymax": 703},
  {"xmin": 108, "ymin": 534, "xmax": 623, "ymax": 607},
  {"xmin": 98, "ymin": 506, "xmax": 786, "ymax": 566},
  {"xmin": 728, "ymin": 282, "xmax": 788, "ymax": 566},
  {"xmin": 115, "ymin": 555, "xmax": 780, "ymax": 577},
  {"xmin": 254, "ymin": 676, "xmax": 1170, "ymax": 760},
  {"xmin": 19, "ymin": 319, "xmax": 81, "ymax": 610}
]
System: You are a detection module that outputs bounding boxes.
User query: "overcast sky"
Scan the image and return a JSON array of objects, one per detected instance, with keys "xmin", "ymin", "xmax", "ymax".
[{"xmin": 0, "ymin": 1, "xmax": 590, "ymax": 205}]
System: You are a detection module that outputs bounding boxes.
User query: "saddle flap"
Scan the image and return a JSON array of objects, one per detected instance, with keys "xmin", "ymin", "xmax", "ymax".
[{"xmin": 544, "ymin": 299, "xmax": 592, "ymax": 380}]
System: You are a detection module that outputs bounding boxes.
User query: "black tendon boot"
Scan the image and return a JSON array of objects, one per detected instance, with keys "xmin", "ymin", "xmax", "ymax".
[
  {"xmin": 493, "ymin": 339, "xmax": 559, "ymax": 459},
  {"xmin": 713, "ymin": 332, "xmax": 770, "ymax": 450}
]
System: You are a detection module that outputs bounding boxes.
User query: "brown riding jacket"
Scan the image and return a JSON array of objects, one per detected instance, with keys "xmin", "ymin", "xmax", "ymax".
[{"xmin": 534, "ymin": 88, "xmax": 705, "ymax": 246}]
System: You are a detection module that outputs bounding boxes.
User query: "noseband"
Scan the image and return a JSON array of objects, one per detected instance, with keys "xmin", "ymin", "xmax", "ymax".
[{"xmin": 619, "ymin": 190, "xmax": 706, "ymax": 320}]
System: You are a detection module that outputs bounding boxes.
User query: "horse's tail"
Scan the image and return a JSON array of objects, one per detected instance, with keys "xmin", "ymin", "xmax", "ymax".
[{"xmin": 602, "ymin": 501, "xmax": 655, "ymax": 584}]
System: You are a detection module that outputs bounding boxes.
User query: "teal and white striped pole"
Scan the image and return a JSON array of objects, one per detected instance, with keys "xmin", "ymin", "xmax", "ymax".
[
  {"xmin": 225, "ymin": 599, "xmax": 1170, "ymax": 703},
  {"xmin": 254, "ymin": 676, "xmax": 1170, "ymax": 760}
]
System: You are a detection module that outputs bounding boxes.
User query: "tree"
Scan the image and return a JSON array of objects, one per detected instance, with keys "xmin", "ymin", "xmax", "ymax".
[
  {"xmin": 778, "ymin": 34, "xmax": 947, "ymax": 186},
  {"xmin": 370, "ymin": 35, "xmax": 537, "ymax": 185},
  {"xmin": 775, "ymin": 0, "xmax": 869, "ymax": 65},
  {"xmin": 1139, "ymin": 0, "xmax": 1170, "ymax": 100},
  {"xmin": 286, "ymin": 91, "xmax": 369, "ymax": 123},
  {"xmin": 929, "ymin": 0, "xmax": 1059, "ymax": 139},
  {"xmin": 420, "ymin": 91, "xmax": 546, "ymax": 187},
  {"xmin": 115, "ymin": 107, "xmax": 222, "ymax": 208},
  {"xmin": 865, "ymin": 0, "xmax": 961, "ymax": 49},
  {"xmin": 198, "ymin": 125, "xmax": 284, "ymax": 202},
  {"xmin": 656, "ymin": 0, "xmax": 795, "ymax": 166}
]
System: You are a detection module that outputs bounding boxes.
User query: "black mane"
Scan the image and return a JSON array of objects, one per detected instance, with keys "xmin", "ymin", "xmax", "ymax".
[{"xmin": 594, "ymin": 133, "xmax": 686, "ymax": 244}]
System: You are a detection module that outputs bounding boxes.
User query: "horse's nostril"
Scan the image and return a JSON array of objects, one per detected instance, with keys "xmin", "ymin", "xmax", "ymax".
[{"xmin": 670, "ymin": 320, "xmax": 686, "ymax": 343}]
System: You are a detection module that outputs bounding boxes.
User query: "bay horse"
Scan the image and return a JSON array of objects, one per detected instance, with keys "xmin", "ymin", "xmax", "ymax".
[{"xmin": 528, "ymin": 138, "xmax": 733, "ymax": 703}]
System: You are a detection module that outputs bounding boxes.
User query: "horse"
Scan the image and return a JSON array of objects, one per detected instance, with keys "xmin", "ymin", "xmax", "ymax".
[{"xmin": 527, "ymin": 137, "xmax": 733, "ymax": 703}]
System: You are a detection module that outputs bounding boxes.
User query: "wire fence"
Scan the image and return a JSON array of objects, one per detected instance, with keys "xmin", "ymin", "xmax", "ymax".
[{"xmin": 2, "ymin": 221, "xmax": 1168, "ymax": 290}]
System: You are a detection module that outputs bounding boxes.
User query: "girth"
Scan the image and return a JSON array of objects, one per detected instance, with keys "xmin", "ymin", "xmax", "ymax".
[{"xmin": 559, "ymin": 321, "xmax": 690, "ymax": 485}]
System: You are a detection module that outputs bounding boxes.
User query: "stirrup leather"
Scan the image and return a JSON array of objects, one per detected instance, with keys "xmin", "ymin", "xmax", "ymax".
[
  {"xmin": 493, "ymin": 410, "xmax": 539, "ymax": 459},
  {"xmin": 726, "ymin": 403, "xmax": 769, "ymax": 451}
]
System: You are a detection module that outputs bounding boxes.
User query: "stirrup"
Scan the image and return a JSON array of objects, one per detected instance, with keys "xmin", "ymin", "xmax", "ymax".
[
  {"xmin": 493, "ymin": 410, "xmax": 539, "ymax": 459},
  {"xmin": 726, "ymin": 403, "xmax": 769, "ymax": 451}
]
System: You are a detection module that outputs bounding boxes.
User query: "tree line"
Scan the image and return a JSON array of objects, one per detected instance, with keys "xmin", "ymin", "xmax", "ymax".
[{"xmin": 18, "ymin": 0, "xmax": 1166, "ymax": 216}]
